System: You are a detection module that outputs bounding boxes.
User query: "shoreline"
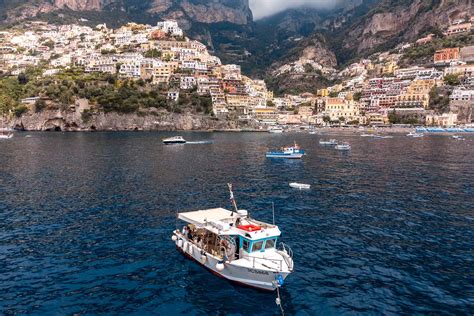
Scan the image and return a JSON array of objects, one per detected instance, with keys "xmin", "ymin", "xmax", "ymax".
[{"xmin": 6, "ymin": 126, "xmax": 474, "ymax": 135}]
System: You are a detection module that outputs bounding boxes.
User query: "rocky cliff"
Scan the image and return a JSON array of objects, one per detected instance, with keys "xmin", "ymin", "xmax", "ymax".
[
  {"xmin": 339, "ymin": 0, "xmax": 473, "ymax": 57},
  {"xmin": 3, "ymin": 109, "xmax": 239, "ymax": 131},
  {"xmin": 0, "ymin": 0, "xmax": 252, "ymax": 26}
]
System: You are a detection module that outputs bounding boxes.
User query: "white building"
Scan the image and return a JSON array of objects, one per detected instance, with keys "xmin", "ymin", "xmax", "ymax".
[
  {"xmin": 180, "ymin": 76, "xmax": 197, "ymax": 90},
  {"xmin": 450, "ymin": 89, "xmax": 474, "ymax": 101},
  {"xmin": 156, "ymin": 20, "xmax": 183, "ymax": 37},
  {"xmin": 119, "ymin": 60, "xmax": 141, "ymax": 78}
]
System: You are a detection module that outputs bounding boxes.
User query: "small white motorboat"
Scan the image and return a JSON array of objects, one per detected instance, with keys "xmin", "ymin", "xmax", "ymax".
[
  {"xmin": 452, "ymin": 135, "xmax": 465, "ymax": 140},
  {"xmin": 163, "ymin": 136, "xmax": 186, "ymax": 144},
  {"xmin": 319, "ymin": 139, "xmax": 337, "ymax": 146},
  {"xmin": 289, "ymin": 183, "xmax": 311, "ymax": 190},
  {"xmin": 335, "ymin": 143, "xmax": 351, "ymax": 151},
  {"xmin": 407, "ymin": 132, "xmax": 424, "ymax": 138},
  {"xmin": 268, "ymin": 127, "xmax": 284, "ymax": 133}
]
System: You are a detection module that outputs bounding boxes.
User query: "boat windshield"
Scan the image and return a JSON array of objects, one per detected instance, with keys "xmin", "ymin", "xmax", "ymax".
[
  {"xmin": 265, "ymin": 238, "xmax": 276, "ymax": 249},
  {"xmin": 242, "ymin": 239, "xmax": 250, "ymax": 252},
  {"xmin": 252, "ymin": 240, "xmax": 264, "ymax": 252}
]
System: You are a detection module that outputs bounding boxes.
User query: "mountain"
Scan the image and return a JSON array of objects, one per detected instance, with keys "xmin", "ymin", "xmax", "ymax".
[
  {"xmin": 0, "ymin": 0, "xmax": 252, "ymax": 26},
  {"xmin": 0, "ymin": 0, "xmax": 471, "ymax": 94}
]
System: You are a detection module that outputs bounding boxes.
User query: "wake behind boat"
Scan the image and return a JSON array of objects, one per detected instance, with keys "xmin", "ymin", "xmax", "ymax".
[
  {"xmin": 163, "ymin": 136, "xmax": 186, "ymax": 144},
  {"xmin": 171, "ymin": 184, "xmax": 294, "ymax": 291},
  {"xmin": 266, "ymin": 142, "xmax": 305, "ymax": 159}
]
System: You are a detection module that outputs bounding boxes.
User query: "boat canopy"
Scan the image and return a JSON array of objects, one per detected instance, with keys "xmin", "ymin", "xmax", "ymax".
[{"xmin": 178, "ymin": 208, "xmax": 238, "ymax": 228}]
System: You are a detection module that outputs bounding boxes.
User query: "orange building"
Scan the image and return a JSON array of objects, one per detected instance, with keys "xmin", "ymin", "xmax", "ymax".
[{"xmin": 434, "ymin": 48, "xmax": 460, "ymax": 65}]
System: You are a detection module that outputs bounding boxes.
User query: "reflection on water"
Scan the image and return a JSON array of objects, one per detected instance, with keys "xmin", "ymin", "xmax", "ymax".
[{"xmin": 0, "ymin": 132, "xmax": 473, "ymax": 314}]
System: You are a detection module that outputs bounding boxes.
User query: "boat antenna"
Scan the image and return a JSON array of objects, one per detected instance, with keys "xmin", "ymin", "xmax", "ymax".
[
  {"xmin": 227, "ymin": 183, "xmax": 238, "ymax": 215},
  {"xmin": 272, "ymin": 202, "xmax": 275, "ymax": 225}
]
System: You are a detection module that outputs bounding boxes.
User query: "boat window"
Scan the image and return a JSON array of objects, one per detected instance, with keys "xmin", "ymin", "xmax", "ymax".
[
  {"xmin": 242, "ymin": 239, "xmax": 250, "ymax": 252},
  {"xmin": 252, "ymin": 240, "xmax": 264, "ymax": 252},
  {"xmin": 265, "ymin": 239, "xmax": 276, "ymax": 249}
]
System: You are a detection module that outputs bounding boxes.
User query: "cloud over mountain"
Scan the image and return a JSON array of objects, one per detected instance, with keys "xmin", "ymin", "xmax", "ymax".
[{"xmin": 250, "ymin": 0, "xmax": 341, "ymax": 19}]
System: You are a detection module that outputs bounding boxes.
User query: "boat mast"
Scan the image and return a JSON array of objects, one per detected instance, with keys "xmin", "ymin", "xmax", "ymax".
[{"xmin": 227, "ymin": 183, "xmax": 238, "ymax": 215}]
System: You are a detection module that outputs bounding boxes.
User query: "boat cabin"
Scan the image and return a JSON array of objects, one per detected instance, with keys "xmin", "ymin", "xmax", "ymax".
[{"xmin": 178, "ymin": 208, "xmax": 281, "ymax": 260}]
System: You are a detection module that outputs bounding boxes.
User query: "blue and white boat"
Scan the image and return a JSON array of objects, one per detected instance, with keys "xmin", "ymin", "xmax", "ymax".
[{"xmin": 266, "ymin": 143, "xmax": 305, "ymax": 159}]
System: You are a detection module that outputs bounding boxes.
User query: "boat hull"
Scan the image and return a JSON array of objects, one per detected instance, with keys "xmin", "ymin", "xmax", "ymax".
[
  {"xmin": 175, "ymin": 239, "xmax": 289, "ymax": 291},
  {"xmin": 266, "ymin": 153, "xmax": 304, "ymax": 159},
  {"xmin": 163, "ymin": 140, "xmax": 186, "ymax": 144}
]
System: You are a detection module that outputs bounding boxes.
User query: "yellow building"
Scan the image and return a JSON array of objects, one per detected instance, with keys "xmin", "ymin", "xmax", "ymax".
[
  {"xmin": 396, "ymin": 79, "xmax": 437, "ymax": 108},
  {"xmin": 317, "ymin": 88, "xmax": 329, "ymax": 97},
  {"xmin": 324, "ymin": 98, "xmax": 360, "ymax": 122},
  {"xmin": 152, "ymin": 61, "xmax": 179, "ymax": 84},
  {"xmin": 382, "ymin": 61, "xmax": 399, "ymax": 75}
]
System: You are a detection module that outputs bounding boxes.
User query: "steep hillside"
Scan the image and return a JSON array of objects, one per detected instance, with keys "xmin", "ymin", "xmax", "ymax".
[{"xmin": 329, "ymin": 0, "xmax": 473, "ymax": 64}]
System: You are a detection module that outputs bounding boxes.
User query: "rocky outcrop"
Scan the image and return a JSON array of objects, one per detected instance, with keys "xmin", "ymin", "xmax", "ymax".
[
  {"xmin": 4, "ymin": 109, "xmax": 238, "ymax": 131},
  {"xmin": 179, "ymin": 0, "xmax": 252, "ymax": 25},
  {"xmin": 53, "ymin": 0, "xmax": 103, "ymax": 11},
  {"xmin": 1, "ymin": 0, "xmax": 252, "ymax": 25},
  {"xmin": 344, "ymin": 0, "xmax": 474, "ymax": 54}
]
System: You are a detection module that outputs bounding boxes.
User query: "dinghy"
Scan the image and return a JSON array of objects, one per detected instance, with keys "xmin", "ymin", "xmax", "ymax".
[{"xmin": 289, "ymin": 183, "xmax": 311, "ymax": 190}]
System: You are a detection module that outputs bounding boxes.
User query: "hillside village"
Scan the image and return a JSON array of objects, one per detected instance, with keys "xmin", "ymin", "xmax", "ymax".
[{"xmin": 0, "ymin": 16, "xmax": 474, "ymax": 130}]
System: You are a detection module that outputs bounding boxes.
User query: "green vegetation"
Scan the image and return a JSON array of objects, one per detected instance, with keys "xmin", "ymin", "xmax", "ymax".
[
  {"xmin": 443, "ymin": 74, "xmax": 460, "ymax": 86},
  {"xmin": 144, "ymin": 49, "xmax": 162, "ymax": 58},
  {"xmin": 429, "ymin": 86, "xmax": 450, "ymax": 113},
  {"xmin": 388, "ymin": 112, "xmax": 420, "ymax": 125},
  {"xmin": 402, "ymin": 32, "xmax": 474, "ymax": 66},
  {"xmin": 0, "ymin": 67, "xmax": 212, "ymax": 117}
]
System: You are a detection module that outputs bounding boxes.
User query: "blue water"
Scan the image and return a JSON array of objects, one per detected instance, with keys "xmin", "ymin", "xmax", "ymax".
[{"xmin": 1, "ymin": 132, "xmax": 473, "ymax": 315}]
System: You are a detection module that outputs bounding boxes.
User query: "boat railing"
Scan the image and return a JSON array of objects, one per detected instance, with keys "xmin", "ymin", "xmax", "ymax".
[{"xmin": 279, "ymin": 242, "xmax": 293, "ymax": 259}]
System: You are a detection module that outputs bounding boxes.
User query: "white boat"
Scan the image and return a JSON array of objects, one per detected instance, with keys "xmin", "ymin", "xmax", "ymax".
[
  {"xmin": 268, "ymin": 127, "xmax": 284, "ymax": 133},
  {"xmin": 171, "ymin": 184, "xmax": 294, "ymax": 291},
  {"xmin": 319, "ymin": 139, "xmax": 337, "ymax": 146},
  {"xmin": 452, "ymin": 135, "xmax": 465, "ymax": 140},
  {"xmin": 289, "ymin": 183, "xmax": 311, "ymax": 190},
  {"xmin": 163, "ymin": 136, "xmax": 186, "ymax": 144},
  {"xmin": 375, "ymin": 135, "xmax": 394, "ymax": 139},
  {"xmin": 360, "ymin": 134, "xmax": 376, "ymax": 137},
  {"xmin": 407, "ymin": 132, "xmax": 424, "ymax": 138},
  {"xmin": 335, "ymin": 143, "xmax": 351, "ymax": 151},
  {"xmin": 308, "ymin": 130, "xmax": 317, "ymax": 135}
]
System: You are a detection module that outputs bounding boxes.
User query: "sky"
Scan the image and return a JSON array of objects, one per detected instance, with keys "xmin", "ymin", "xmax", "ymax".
[{"xmin": 249, "ymin": 0, "xmax": 340, "ymax": 20}]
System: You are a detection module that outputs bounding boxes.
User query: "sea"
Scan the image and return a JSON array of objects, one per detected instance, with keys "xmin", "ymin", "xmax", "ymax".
[{"xmin": 1, "ymin": 132, "xmax": 473, "ymax": 315}]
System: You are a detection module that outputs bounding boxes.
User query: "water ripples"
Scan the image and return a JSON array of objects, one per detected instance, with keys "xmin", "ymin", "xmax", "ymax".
[{"xmin": 1, "ymin": 132, "xmax": 473, "ymax": 314}]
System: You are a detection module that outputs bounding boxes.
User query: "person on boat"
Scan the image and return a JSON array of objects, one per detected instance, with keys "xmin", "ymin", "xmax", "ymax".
[
  {"xmin": 182, "ymin": 225, "xmax": 188, "ymax": 236},
  {"xmin": 187, "ymin": 228, "xmax": 193, "ymax": 240}
]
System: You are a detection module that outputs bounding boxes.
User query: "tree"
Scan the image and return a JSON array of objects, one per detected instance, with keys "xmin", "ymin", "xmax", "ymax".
[
  {"xmin": 18, "ymin": 73, "xmax": 29, "ymax": 85},
  {"xmin": 266, "ymin": 100, "xmax": 275, "ymax": 107},
  {"xmin": 323, "ymin": 115, "xmax": 331, "ymax": 123},
  {"xmin": 353, "ymin": 92, "xmax": 362, "ymax": 101},
  {"xmin": 34, "ymin": 99, "xmax": 47, "ymax": 112},
  {"xmin": 444, "ymin": 74, "xmax": 460, "ymax": 86},
  {"xmin": 329, "ymin": 91, "xmax": 338, "ymax": 97},
  {"xmin": 144, "ymin": 49, "xmax": 162, "ymax": 58}
]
